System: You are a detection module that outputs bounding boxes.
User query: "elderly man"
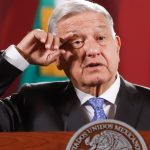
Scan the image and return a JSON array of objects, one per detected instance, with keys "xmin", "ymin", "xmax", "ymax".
[{"xmin": 0, "ymin": 0, "xmax": 150, "ymax": 131}]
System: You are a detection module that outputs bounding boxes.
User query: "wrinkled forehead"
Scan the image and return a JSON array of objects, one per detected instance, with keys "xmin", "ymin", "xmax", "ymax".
[{"xmin": 56, "ymin": 12, "xmax": 111, "ymax": 36}]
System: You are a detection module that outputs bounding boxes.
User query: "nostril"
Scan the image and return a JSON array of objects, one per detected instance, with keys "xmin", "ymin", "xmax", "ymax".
[{"xmin": 87, "ymin": 53, "xmax": 96, "ymax": 57}]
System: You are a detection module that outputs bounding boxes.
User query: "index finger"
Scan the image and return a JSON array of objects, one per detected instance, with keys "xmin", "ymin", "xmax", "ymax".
[{"xmin": 59, "ymin": 32, "xmax": 75, "ymax": 46}]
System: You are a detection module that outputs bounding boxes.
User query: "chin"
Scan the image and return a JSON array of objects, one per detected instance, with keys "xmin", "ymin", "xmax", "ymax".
[{"xmin": 82, "ymin": 76, "xmax": 107, "ymax": 86}]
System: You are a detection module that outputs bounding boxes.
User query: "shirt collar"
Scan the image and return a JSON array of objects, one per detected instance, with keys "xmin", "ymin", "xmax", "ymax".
[{"xmin": 74, "ymin": 73, "xmax": 120, "ymax": 105}]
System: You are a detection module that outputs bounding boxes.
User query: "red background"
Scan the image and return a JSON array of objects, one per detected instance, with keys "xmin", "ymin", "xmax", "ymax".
[{"xmin": 0, "ymin": 0, "xmax": 150, "ymax": 96}]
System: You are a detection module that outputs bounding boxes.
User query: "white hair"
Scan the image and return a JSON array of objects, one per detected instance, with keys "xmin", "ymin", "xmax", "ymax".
[{"xmin": 48, "ymin": 0, "xmax": 115, "ymax": 35}]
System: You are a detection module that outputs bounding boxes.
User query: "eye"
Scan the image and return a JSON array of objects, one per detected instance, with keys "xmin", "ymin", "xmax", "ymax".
[
  {"xmin": 69, "ymin": 37, "xmax": 84, "ymax": 49},
  {"xmin": 98, "ymin": 36, "xmax": 105, "ymax": 41},
  {"xmin": 97, "ymin": 35, "xmax": 108, "ymax": 45},
  {"xmin": 71, "ymin": 40, "xmax": 83, "ymax": 47}
]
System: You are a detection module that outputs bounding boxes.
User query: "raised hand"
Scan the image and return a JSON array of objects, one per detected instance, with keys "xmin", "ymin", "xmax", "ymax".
[{"xmin": 16, "ymin": 29, "xmax": 73, "ymax": 66}]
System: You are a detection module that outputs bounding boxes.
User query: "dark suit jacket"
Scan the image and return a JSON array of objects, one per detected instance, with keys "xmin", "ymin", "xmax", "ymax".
[{"xmin": 0, "ymin": 55, "xmax": 150, "ymax": 131}]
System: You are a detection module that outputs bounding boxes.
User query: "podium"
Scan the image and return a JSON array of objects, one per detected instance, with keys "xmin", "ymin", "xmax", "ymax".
[{"xmin": 0, "ymin": 131, "xmax": 149, "ymax": 150}]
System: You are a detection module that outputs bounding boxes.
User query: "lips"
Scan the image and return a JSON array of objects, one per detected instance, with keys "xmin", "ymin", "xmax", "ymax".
[
  {"xmin": 86, "ymin": 62, "xmax": 101, "ymax": 67},
  {"xmin": 83, "ymin": 62, "xmax": 104, "ymax": 68}
]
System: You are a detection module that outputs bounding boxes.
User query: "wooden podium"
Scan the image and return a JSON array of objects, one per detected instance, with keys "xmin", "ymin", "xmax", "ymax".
[{"xmin": 0, "ymin": 131, "xmax": 149, "ymax": 150}]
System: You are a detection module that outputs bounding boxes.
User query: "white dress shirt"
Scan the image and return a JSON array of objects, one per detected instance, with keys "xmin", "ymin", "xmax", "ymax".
[
  {"xmin": 75, "ymin": 74, "xmax": 120, "ymax": 120},
  {"xmin": 3, "ymin": 45, "xmax": 29, "ymax": 71}
]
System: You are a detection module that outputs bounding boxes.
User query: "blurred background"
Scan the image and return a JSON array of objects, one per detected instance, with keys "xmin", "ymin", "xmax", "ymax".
[{"xmin": 0, "ymin": 0, "xmax": 150, "ymax": 97}]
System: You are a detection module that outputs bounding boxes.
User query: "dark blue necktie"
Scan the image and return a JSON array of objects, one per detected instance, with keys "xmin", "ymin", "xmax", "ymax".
[{"xmin": 88, "ymin": 97, "xmax": 107, "ymax": 121}]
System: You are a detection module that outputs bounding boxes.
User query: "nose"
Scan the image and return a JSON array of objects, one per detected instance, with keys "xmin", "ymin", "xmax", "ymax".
[{"xmin": 84, "ymin": 38, "xmax": 101, "ymax": 57}]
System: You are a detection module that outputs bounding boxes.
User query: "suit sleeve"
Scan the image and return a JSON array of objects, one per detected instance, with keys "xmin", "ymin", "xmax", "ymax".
[
  {"xmin": 0, "ymin": 53, "xmax": 22, "ymax": 96},
  {"xmin": 0, "ymin": 84, "xmax": 28, "ymax": 131}
]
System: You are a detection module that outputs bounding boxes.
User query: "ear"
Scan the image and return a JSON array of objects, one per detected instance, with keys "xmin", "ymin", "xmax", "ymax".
[{"xmin": 115, "ymin": 35, "xmax": 121, "ymax": 54}]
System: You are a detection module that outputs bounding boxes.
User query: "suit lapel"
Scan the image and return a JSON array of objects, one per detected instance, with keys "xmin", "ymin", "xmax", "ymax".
[
  {"xmin": 115, "ymin": 78, "xmax": 144, "ymax": 128},
  {"xmin": 59, "ymin": 82, "xmax": 89, "ymax": 131}
]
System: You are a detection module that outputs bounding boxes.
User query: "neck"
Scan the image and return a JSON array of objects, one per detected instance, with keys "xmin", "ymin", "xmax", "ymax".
[
  {"xmin": 74, "ymin": 75, "xmax": 118, "ymax": 96},
  {"xmin": 82, "ymin": 84, "xmax": 110, "ymax": 96}
]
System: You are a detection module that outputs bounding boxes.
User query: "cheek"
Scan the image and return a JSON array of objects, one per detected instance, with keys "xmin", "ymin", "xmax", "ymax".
[
  {"xmin": 103, "ymin": 46, "xmax": 120, "ymax": 69},
  {"xmin": 62, "ymin": 51, "xmax": 82, "ymax": 75},
  {"xmin": 108, "ymin": 52, "xmax": 120, "ymax": 70}
]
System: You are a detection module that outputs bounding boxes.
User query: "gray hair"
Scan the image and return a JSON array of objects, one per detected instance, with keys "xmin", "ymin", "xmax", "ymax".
[{"xmin": 48, "ymin": 0, "xmax": 115, "ymax": 35}]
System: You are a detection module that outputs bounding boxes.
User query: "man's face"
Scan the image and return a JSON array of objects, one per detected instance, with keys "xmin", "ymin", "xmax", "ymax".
[{"xmin": 56, "ymin": 12, "xmax": 121, "ymax": 92}]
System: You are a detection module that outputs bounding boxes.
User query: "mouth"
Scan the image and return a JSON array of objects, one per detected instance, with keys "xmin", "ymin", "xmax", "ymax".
[{"xmin": 85, "ymin": 62, "xmax": 102, "ymax": 68}]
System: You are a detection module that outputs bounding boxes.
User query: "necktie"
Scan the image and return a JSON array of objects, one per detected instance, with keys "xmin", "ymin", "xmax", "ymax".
[{"xmin": 87, "ymin": 97, "xmax": 107, "ymax": 121}]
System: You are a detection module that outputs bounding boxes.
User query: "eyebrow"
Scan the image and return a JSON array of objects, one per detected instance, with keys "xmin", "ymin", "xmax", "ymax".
[{"xmin": 96, "ymin": 25, "xmax": 107, "ymax": 28}]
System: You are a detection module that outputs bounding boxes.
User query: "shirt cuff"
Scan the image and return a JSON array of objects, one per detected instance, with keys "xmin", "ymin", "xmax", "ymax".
[{"xmin": 3, "ymin": 45, "xmax": 29, "ymax": 71}]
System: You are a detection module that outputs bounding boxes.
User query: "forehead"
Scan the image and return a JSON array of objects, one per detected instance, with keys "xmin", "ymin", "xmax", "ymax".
[{"xmin": 57, "ymin": 12, "xmax": 111, "ymax": 35}]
